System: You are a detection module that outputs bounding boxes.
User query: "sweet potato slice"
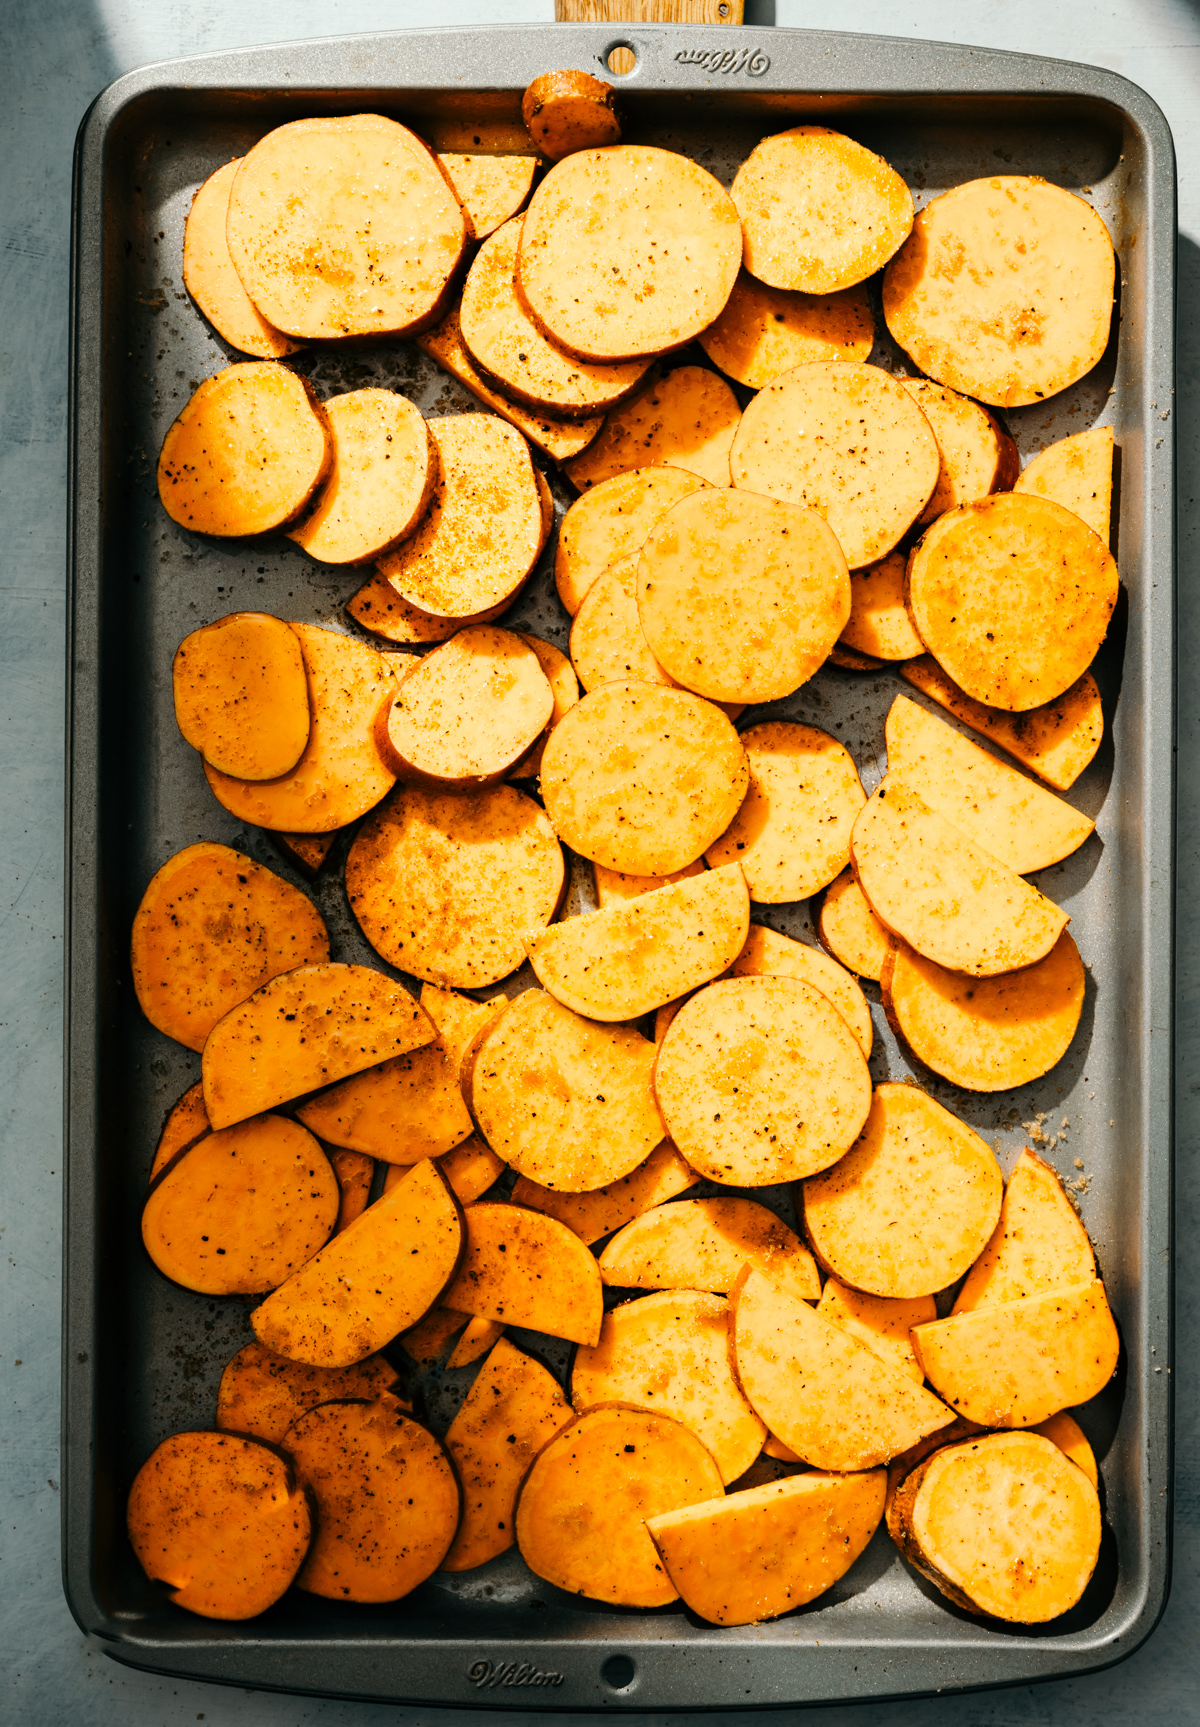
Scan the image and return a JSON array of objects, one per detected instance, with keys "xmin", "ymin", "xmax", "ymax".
[
  {"xmin": 377, "ymin": 415, "xmax": 543, "ymax": 619},
  {"xmin": 818, "ymin": 870, "xmax": 890, "ymax": 982},
  {"xmin": 901, "ymin": 658, "xmax": 1103, "ymax": 792},
  {"xmin": 252, "ymin": 1158, "xmax": 463, "ymax": 1367},
  {"xmin": 287, "ymin": 390, "xmax": 435, "ymax": 565},
  {"xmin": 1014, "ymin": 426, "xmax": 1114, "ymax": 542},
  {"xmin": 655, "ymin": 975, "xmax": 872, "ymax": 1186},
  {"xmin": 397, "ymin": 1304, "xmax": 470, "ymax": 1366},
  {"xmin": 226, "ymin": 115, "xmax": 465, "ymax": 340},
  {"xmin": 731, "ymin": 1268, "xmax": 955, "ymax": 1471},
  {"xmin": 272, "ymin": 830, "xmax": 337, "ymax": 880},
  {"xmin": 906, "ymin": 493, "xmax": 1118, "ymax": 711},
  {"xmin": 202, "ymin": 962, "xmax": 433, "ymax": 1130},
  {"xmin": 884, "ymin": 1416, "xmax": 984, "ymax": 1512},
  {"xmin": 569, "ymin": 555, "xmax": 675, "ymax": 692},
  {"xmin": 511, "ymin": 1138, "xmax": 698, "ymax": 1246},
  {"xmin": 699, "ymin": 271, "xmax": 874, "ymax": 389},
  {"xmin": 729, "ymin": 924, "xmax": 872, "ymax": 1059},
  {"xmin": 801, "ymin": 1083, "xmax": 1002, "ymax": 1300},
  {"xmin": 952, "ymin": 1148, "xmax": 1096, "ymax": 1314},
  {"xmin": 286, "ymin": 1396, "xmax": 460, "ymax": 1601},
  {"xmin": 132, "ymin": 842, "xmax": 329, "ymax": 1052},
  {"xmin": 508, "ymin": 634, "xmax": 578, "ymax": 778},
  {"xmin": 419, "ymin": 985, "xmax": 509, "ymax": 1086},
  {"xmin": 637, "ymin": 491, "xmax": 850, "ymax": 704},
  {"xmin": 517, "ymin": 146, "xmax": 741, "ymax": 362},
  {"xmin": 217, "ymin": 1340, "xmax": 398, "ymax": 1444},
  {"xmin": 436, "ymin": 1136, "xmax": 506, "ymax": 1204},
  {"xmin": 446, "ymin": 1315, "xmax": 505, "ymax": 1369},
  {"xmin": 900, "ymin": 378, "xmax": 1019, "ymax": 523},
  {"xmin": 470, "ymin": 989, "xmax": 664, "ymax": 1191},
  {"xmin": 183, "ymin": 159, "xmax": 302, "ymax": 358},
  {"xmin": 730, "ymin": 361, "xmax": 939, "ymax": 569},
  {"xmin": 522, "ymin": 70, "xmax": 621, "ymax": 159},
  {"xmin": 174, "ymin": 612, "xmax": 310, "ymax": 781},
  {"xmin": 891, "ymin": 1431, "xmax": 1101, "ymax": 1622},
  {"xmin": 329, "ymin": 1149, "xmax": 374, "ymax": 1233},
  {"xmin": 883, "ymin": 932, "xmax": 1085, "ymax": 1093},
  {"xmin": 829, "ymin": 642, "xmax": 885, "ymax": 671},
  {"xmin": 555, "ymin": 466, "xmax": 710, "ymax": 615},
  {"xmin": 540, "ymin": 683, "xmax": 748, "ymax": 876},
  {"xmin": 816, "ymin": 1279, "xmax": 935, "ymax": 1384},
  {"xmin": 883, "ymin": 177, "xmax": 1115, "ymax": 408},
  {"xmin": 648, "ymin": 1467, "xmax": 885, "ymax": 1626},
  {"xmin": 1030, "ymin": 1411, "xmax": 1099, "ymax": 1489},
  {"xmin": 599, "ymin": 1197, "xmax": 820, "ymax": 1304},
  {"xmin": 840, "ymin": 552, "xmax": 926, "ymax": 661},
  {"xmin": 526, "ymin": 863, "xmax": 750, "ymax": 1022},
  {"xmin": 127, "ymin": 1430, "xmax": 312, "ymax": 1620},
  {"xmin": 594, "ymin": 859, "xmax": 704, "ymax": 907},
  {"xmin": 204, "ymin": 623, "xmax": 398, "ymax": 833},
  {"xmin": 732, "ymin": 127, "xmax": 913, "ymax": 295},
  {"xmin": 442, "ymin": 1201, "xmax": 604, "ymax": 1345},
  {"xmin": 296, "ymin": 1035, "xmax": 473, "ymax": 1164},
  {"xmin": 564, "ymin": 367, "xmax": 741, "ymax": 491},
  {"xmin": 706, "ymin": 722, "xmax": 866, "ymax": 903},
  {"xmin": 913, "ymin": 1280, "xmax": 1119, "ymax": 1427},
  {"xmin": 346, "ymin": 574, "xmax": 483, "ymax": 644},
  {"xmin": 150, "ymin": 1082, "xmax": 210, "ymax": 1182},
  {"xmin": 850, "ymin": 781, "xmax": 1069, "ymax": 976},
  {"xmin": 346, "ymin": 783, "xmax": 563, "ymax": 987},
  {"xmin": 437, "ymin": 151, "xmax": 537, "ymax": 241},
  {"xmin": 762, "ymin": 1433, "xmax": 804, "ymax": 1463}
]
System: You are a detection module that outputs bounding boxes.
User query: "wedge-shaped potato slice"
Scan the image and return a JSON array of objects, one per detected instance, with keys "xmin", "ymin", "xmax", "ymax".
[
  {"xmin": 840, "ymin": 552, "xmax": 926, "ymax": 662},
  {"xmin": 851, "ymin": 782, "xmax": 1068, "ymax": 977},
  {"xmin": 442, "ymin": 1338, "xmax": 574, "ymax": 1571},
  {"xmin": 217, "ymin": 1340, "xmax": 398, "ymax": 1444},
  {"xmin": 890, "ymin": 1432, "xmax": 1101, "ymax": 1622},
  {"xmin": 731, "ymin": 1268, "xmax": 955, "ymax": 1470},
  {"xmin": 829, "ymin": 642, "xmax": 885, "ymax": 671},
  {"xmin": 347, "ymin": 572, "xmax": 505, "ymax": 644},
  {"xmin": 656, "ymin": 976, "xmax": 872, "ymax": 1187},
  {"xmin": 132, "ymin": 842, "xmax": 329, "ymax": 1052},
  {"xmin": 913, "ymin": 1280, "xmax": 1119, "ymax": 1427},
  {"xmin": 511, "ymin": 1138, "xmax": 698, "ymax": 1245},
  {"xmin": 521, "ymin": 70, "xmax": 621, "ymax": 160},
  {"xmin": 287, "ymin": 1396, "xmax": 460, "ymax": 1601},
  {"xmin": 173, "ymin": 612, "xmax": 310, "ymax": 781},
  {"xmin": 1030, "ymin": 1410, "xmax": 1099, "ymax": 1489},
  {"xmin": 183, "ymin": 159, "xmax": 302, "ymax": 358},
  {"xmin": 599, "ymin": 1198, "xmax": 820, "ymax": 1305},
  {"xmin": 802, "ymin": 1083, "xmax": 1001, "ymax": 1300},
  {"xmin": 271, "ymin": 829, "xmax": 337, "ymax": 880},
  {"xmin": 471, "ymin": 990, "xmax": 663, "ymax": 1191},
  {"xmin": 565, "ymin": 366, "xmax": 741, "ymax": 491},
  {"xmin": 447, "ymin": 1315, "xmax": 505, "ymax": 1369},
  {"xmin": 569, "ymin": 553, "xmax": 675, "ymax": 692},
  {"xmin": 816, "ymin": 1279, "xmax": 935, "ymax": 1384},
  {"xmin": 296, "ymin": 1035, "xmax": 473, "ymax": 1165},
  {"xmin": 150, "ymin": 1081, "xmax": 210, "ymax": 1182},
  {"xmin": 252, "ymin": 1158, "xmax": 463, "ymax": 1367},
  {"xmin": 699, "ymin": 272, "xmax": 874, "ymax": 389},
  {"xmin": 762, "ymin": 1433, "xmax": 804, "ymax": 1463},
  {"xmin": 706, "ymin": 722, "xmax": 866, "ymax": 903},
  {"xmin": 899, "ymin": 378, "xmax": 1019, "ymax": 523},
  {"xmin": 288, "ymin": 389, "xmax": 435, "ymax": 565},
  {"xmin": 525, "ymin": 863, "xmax": 749, "ymax": 1022},
  {"xmin": 885, "ymin": 696, "xmax": 1094, "ymax": 873},
  {"xmin": 419, "ymin": 984, "xmax": 509, "ymax": 1085},
  {"xmin": 509, "ymin": 635, "xmax": 578, "ymax": 778},
  {"xmin": 1014, "ymin": 426, "xmax": 1114, "ymax": 543},
  {"xmin": 593, "ymin": 859, "xmax": 704, "ymax": 907},
  {"xmin": 329, "ymin": 1148, "xmax": 373, "ymax": 1233},
  {"xmin": 346, "ymin": 783, "xmax": 563, "ymax": 988},
  {"xmin": 127, "ymin": 1430, "xmax": 312, "ymax": 1621},
  {"xmin": 437, "ymin": 1135, "xmax": 506, "ymax": 1204},
  {"xmin": 818, "ymin": 870, "xmax": 890, "ymax": 982},
  {"xmin": 648, "ymin": 1467, "xmax": 886, "ymax": 1626},
  {"xmin": 204, "ymin": 623, "xmax": 398, "ymax": 833},
  {"xmin": 397, "ymin": 1304, "xmax": 471, "ymax": 1366},
  {"xmin": 516, "ymin": 1405, "xmax": 724, "ymax": 1606},
  {"xmin": 437, "ymin": 152, "xmax": 538, "ymax": 242},
  {"xmin": 729, "ymin": 924, "xmax": 872, "ymax": 1059},
  {"xmin": 442, "ymin": 1201, "xmax": 603, "ymax": 1345},
  {"xmin": 952, "ymin": 1148, "xmax": 1096, "ymax": 1314},
  {"xmin": 883, "ymin": 932, "xmax": 1085, "ymax": 1093},
  {"xmin": 555, "ymin": 467, "xmax": 710, "ymax": 614},
  {"xmin": 901, "ymin": 658, "xmax": 1103, "ymax": 793},
  {"xmin": 541, "ymin": 683, "xmax": 748, "ymax": 876}
]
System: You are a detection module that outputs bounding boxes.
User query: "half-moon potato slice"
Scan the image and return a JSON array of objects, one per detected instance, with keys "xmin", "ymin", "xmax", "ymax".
[
  {"xmin": 901, "ymin": 658, "xmax": 1103, "ymax": 793},
  {"xmin": 816, "ymin": 1278, "xmax": 935, "ymax": 1384},
  {"xmin": 699, "ymin": 272, "xmax": 874, "ymax": 389},
  {"xmin": 1014, "ymin": 425, "xmax": 1114, "ymax": 542},
  {"xmin": 150, "ymin": 1082, "xmax": 210, "ymax": 1182},
  {"xmin": 952, "ymin": 1147, "xmax": 1097, "ymax": 1314},
  {"xmin": 729, "ymin": 924, "xmax": 872, "ymax": 1059},
  {"xmin": 217, "ymin": 1340, "xmax": 398, "ymax": 1444},
  {"xmin": 442, "ymin": 1201, "xmax": 604, "ymax": 1345},
  {"xmin": 598, "ymin": 1197, "xmax": 820, "ymax": 1304},
  {"xmin": 295, "ymin": 1033, "xmax": 474, "ymax": 1164},
  {"xmin": 511, "ymin": 1138, "xmax": 698, "ymax": 1246},
  {"xmin": 840, "ymin": 552, "xmax": 926, "ymax": 662},
  {"xmin": 564, "ymin": 366, "xmax": 741, "ymax": 491},
  {"xmin": 899, "ymin": 377, "xmax": 1019, "ymax": 523},
  {"xmin": 436, "ymin": 151, "xmax": 538, "ymax": 241},
  {"xmin": 818, "ymin": 870, "xmax": 891, "ymax": 982}
]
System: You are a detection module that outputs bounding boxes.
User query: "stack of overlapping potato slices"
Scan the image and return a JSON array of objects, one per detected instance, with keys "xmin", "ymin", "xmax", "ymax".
[{"xmin": 128, "ymin": 72, "xmax": 1122, "ymax": 1631}]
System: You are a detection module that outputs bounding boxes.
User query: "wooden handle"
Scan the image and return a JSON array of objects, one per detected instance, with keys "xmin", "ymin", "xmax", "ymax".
[{"xmin": 555, "ymin": 2, "xmax": 744, "ymax": 22}]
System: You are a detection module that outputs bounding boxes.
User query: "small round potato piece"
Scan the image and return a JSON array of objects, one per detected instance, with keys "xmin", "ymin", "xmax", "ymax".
[
  {"xmin": 841, "ymin": 552, "xmax": 926, "ymax": 661},
  {"xmin": 288, "ymin": 389, "xmax": 435, "ymax": 565},
  {"xmin": 173, "ymin": 612, "xmax": 310, "ymax": 781},
  {"xmin": 699, "ymin": 271, "xmax": 874, "ymax": 389},
  {"xmin": 182, "ymin": 158, "xmax": 302, "ymax": 358},
  {"xmin": 522, "ymin": 70, "xmax": 621, "ymax": 160},
  {"xmin": 818, "ymin": 870, "xmax": 891, "ymax": 982}
]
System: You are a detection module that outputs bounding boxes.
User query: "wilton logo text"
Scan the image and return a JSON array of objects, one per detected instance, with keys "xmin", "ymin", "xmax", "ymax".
[
  {"xmin": 468, "ymin": 1659, "xmax": 565, "ymax": 1689},
  {"xmin": 674, "ymin": 46, "xmax": 771, "ymax": 77}
]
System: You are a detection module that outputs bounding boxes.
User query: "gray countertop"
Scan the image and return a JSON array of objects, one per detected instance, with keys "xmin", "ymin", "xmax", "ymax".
[{"xmin": 2, "ymin": 1, "xmax": 1196, "ymax": 1721}]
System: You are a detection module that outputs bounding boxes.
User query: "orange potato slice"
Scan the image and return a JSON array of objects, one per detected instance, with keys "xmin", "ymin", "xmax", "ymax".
[
  {"xmin": 818, "ymin": 870, "xmax": 890, "ymax": 982},
  {"xmin": 345, "ymin": 574, "xmax": 491, "ymax": 644},
  {"xmin": 816, "ymin": 1278, "xmax": 936, "ymax": 1384},
  {"xmin": 182, "ymin": 158, "xmax": 302, "ymax": 358},
  {"xmin": 706, "ymin": 722, "xmax": 866, "ymax": 903},
  {"xmin": 397, "ymin": 1304, "xmax": 471, "ymax": 1366},
  {"xmin": 271, "ymin": 830, "xmax": 337, "ymax": 880},
  {"xmin": 884, "ymin": 1415, "xmax": 985, "ymax": 1513},
  {"xmin": 346, "ymin": 783, "xmax": 563, "ymax": 988},
  {"xmin": 829, "ymin": 642, "xmax": 885, "ymax": 671},
  {"xmin": 217, "ymin": 1340, "xmax": 398, "ymax": 1444},
  {"xmin": 569, "ymin": 554, "xmax": 675, "ymax": 692},
  {"xmin": 699, "ymin": 271, "xmax": 874, "ymax": 389},
  {"xmin": 419, "ymin": 985, "xmax": 509, "ymax": 1087},
  {"xmin": 127, "ymin": 1430, "xmax": 312, "ymax": 1620},
  {"xmin": 952, "ymin": 1147, "xmax": 1096, "ymax": 1314},
  {"xmin": 436, "ymin": 1135, "xmax": 506, "ymax": 1204},
  {"xmin": 157, "ymin": 362, "xmax": 331, "ymax": 537},
  {"xmin": 593, "ymin": 859, "xmax": 704, "ymax": 907},
  {"xmin": 511, "ymin": 1138, "xmax": 698, "ymax": 1245},
  {"xmin": 564, "ymin": 366, "xmax": 741, "ymax": 491},
  {"xmin": 150, "ymin": 1082, "xmax": 210, "ymax": 1183},
  {"xmin": 296, "ymin": 1031, "xmax": 473, "ymax": 1164},
  {"xmin": 508, "ymin": 634, "xmax": 578, "ymax": 778},
  {"xmin": 729, "ymin": 924, "xmax": 872, "ymax": 1059},
  {"xmin": 521, "ymin": 70, "xmax": 621, "ymax": 159},
  {"xmin": 599, "ymin": 1197, "xmax": 820, "ymax": 1304},
  {"xmin": 1014, "ymin": 425, "xmax": 1114, "ymax": 542},
  {"xmin": 437, "ymin": 151, "xmax": 537, "ymax": 241},
  {"xmin": 517, "ymin": 146, "xmax": 741, "ymax": 363},
  {"xmin": 174, "ymin": 612, "xmax": 310, "ymax": 781},
  {"xmin": 287, "ymin": 389, "xmax": 435, "ymax": 565},
  {"xmin": 555, "ymin": 466, "xmax": 710, "ymax": 615},
  {"xmin": 901, "ymin": 658, "xmax": 1104, "ymax": 792},
  {"xmin": 132, "ymin": 842, "xmax": 329, "ymax": 1052},
  {"xmin": 732, "ymin": 127, "xmax": 913, "ymax": 295},
  {"xmin": 883, "ymin": 177, "xmax": 1115, "ymax": 408},
  {"xmin": 801, "ymin": 1082, "xmax": 1002, "ymax": 1299},
  {"xmin": 446, "ymin": 1315, "xmax": 505, "ymax": 1369},
  {"xmin": 329, "ymin": 1149, "xmax": 373, "ymax": 1233},
  {"xmin": 899, "ymin": 378, "xmax": 1019, "ymax": 523},
  {"xmin": 442, "ymin": 1201, "xmax": 604, "ymax": 1345},
  {"xmin": 730, "ymin": 361, "xmax": 939, "ymax": 569},
  {"xmin": 840, "ymin": 552, "xmax": 926, "ymax": 661},
  {"xmin": 1030, "ymin": 1411, "xmax": 1099, "ymax": 1489},
  {"xmin": 654, "ymin": 975, "xmax": 872, "ymax": 1186}
]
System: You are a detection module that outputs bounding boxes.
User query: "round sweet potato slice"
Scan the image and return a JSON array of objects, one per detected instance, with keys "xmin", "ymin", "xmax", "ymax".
[
  {"xmin": 882, "ymin": 177, "xmax": 1115, "ymax": 408},
  {"xmin": 346, "ymin": 783, "xmax": 564, "ymax": 988},
  {"xmin": 730, "ymin": 361, "xmax": 939, "ymax": 569},
  {"xmin": 173, "ymin": 611, "xmax": 310, "ymax": 781},
  {"xmin": 899, "ymin": 378, "xmax": 1019, "ymax": 523},
  {"xmin": 555, "ymin": 465, "xmax": 710, "ymax": 615},
  {"xmin": 217, "ymin": 1341, "xmax": 398, "ymax": 1445},
  {"xmin": 442, "ymin": 1201, "xmax": 604, "ymax": 1345},
  {"xmin": 906, "ymin": 492, "xmax": 1118, "ymax": 712},
  {"xmin": 563, "ymin": 366, "xmax": 742, "ymax": 491},
  {"xmin": 127, "ymin": 1430, "xmax": 312, "ymax": 1620},
  {"xmin": 183, "ymin": 159, "xmax": 302, "ymax": 358},
  {"xmin": 517, "ymin": 146, "xmax": 742, "ymax": 363},
  {"xmin": 654, "ymin": 975, "xmax": 872, "ymax": 1186},
  {"xmin": 436, "ymin": 151, "xmax": 537, "ymax": 242},
  {"xmin": 150, "ymin": 1082, "xmax": 211, "ymax": 1183},
  {"xmin": 729, "ymin": 924, "xmax": 872, "ymax": 1058},
  {"xmin": 511, "ymin": 1138, "xmax": 698, "ymax": 1247},
  {"xmin": 226, "ymin": 115, "xmax": 466, "ymax": 340},
  {"xmin": 732, "ymin": 127, "xmax": 913, "ymax": 295},
  {"xmin": 287, "ymin": 389, "xmax": 435, "ymax": 565},
  {"xmin": 818, "ymin": 870, "xmax": 891, "ymax": 982},
  {"xmin": 515, "ymin": 1405, "xmax": 724, "ymax": 1607},
  {"xmin": 840, "ymin": 552, "xmax": 925, "ymax": 661},
  {"xmin": 699, "ymin": 271, "xmax": 874, "ymax": 389},
  {"xmin": 131, "ymin": 842, "xmax": 329, "ymax": 1051},
  {"xmin": 801, "ymin": 1082, "xmax": 1002, "ymax": 1299},
  {"xmin": 157, "ymin": 362, "xmax": 331, "ymax": 537},
  {"xmin": 599, "ymin": 1197, "xmax": 820, "ymax": 1305},
  {"xmin": 522, "ymin": 70, "xmax": 621, "ymax": 159}
]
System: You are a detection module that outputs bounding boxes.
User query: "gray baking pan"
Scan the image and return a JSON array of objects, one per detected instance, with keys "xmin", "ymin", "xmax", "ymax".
[{"xmin": 64, "ymin": 20, "xmax": 1176, "ymax": 1712}]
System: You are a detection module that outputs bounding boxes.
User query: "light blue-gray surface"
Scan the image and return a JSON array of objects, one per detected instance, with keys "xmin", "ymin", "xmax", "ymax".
[{"xmin": 1, "ymin": 1, "xmax": 1195, "ymax": 1721}]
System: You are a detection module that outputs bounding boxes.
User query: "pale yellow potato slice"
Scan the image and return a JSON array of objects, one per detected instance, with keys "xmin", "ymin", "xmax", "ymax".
[
  {"xmin": 818, "ymin": 870, "xmax": 891, "ymax": 982},
  {"xmin": 183, "ymin": 159, "xmax": 302, "ymax": 358},
  {"xmin": 599, "ymin": 1197, "xmax": 820, "ymax": 1304},
  {"xmin": 288, "ymin": 390, "xmax": 435, "ymax": 565},
  {"xmin": 816, "ymin": 1278, "xmax": 936, "ymax": 1384},
  {"xmin": 762, "ymin": 1433, "xmax": 803, "ymax": 1463},
  {"xmin": 840, "ymin": 552, "xmax": 926, "ymax": 661},
  {"xmin": 850, "ymin": 781, "xmax": 1069, "ymax": 976},
  {"xmin": 436, "ymin": 152, "xmax": 537, "ymax": 241},
  {"xmin": 699, "ymin": 271, "xmax": 874, "ymax": 389},
  {"xmin": 654, "ymin": 975, "xmax": 872, "ymax": 1186},
  {"xmin": 569, "ymin": 555, "xmax": 675, "ymax": 692},
  {"xmin": 706, "ymin": 722, "xmax": 865, "ymax": 904},
  {"xmin": 730, "ymin": 1268, "xmax": 955, "ymax": 1471},
  {"xmin": 1014, "ymin": 426, "xmax": 1114, "ymax": 542},
  {"xmin": 555, "ymin": 466, "xmax": 710, "ymax": 614},
  {"xmin": 511, "ymin": 1138, "xmax": 698, "ymax": 1245},
  {"xmin": 442, "ymin": 1201, "xmax": 603, "ymax": 1345},
  {"xmin": 572, "ymin": 1289, "xmax": 765, "ymax": 1484},
  {"xmin": 509, "ymin": 634, "xmax": 579, "ymax": 778},
  {"xmin": 901, "ymin": 659, "xmax": 1103, "ymax": 793},
  {"xmin": 594, "ymin": 859, "xmax": 704, "ymax": 907},
  {"xmin": 952, "ymin": 1148, "xmax": 1096, "ymax": 1314},
  {"xmin": 564, "ymin": 367, "xmax": 741, "ymax": 491},
  {"xmin": 295, "ymin": 1028, "xmax": 473, "ymax": 1163},
  {"xmin": 899, "ymin": 378, "xmax": 1019, "ymax": 523},
  {"xmin": 1029, "ymin": 1410, "xmax": 1099, "ymax": 1489},
  {"xmin": 801, "ymin": 1082, "xmax": 1002, "ymax": 1300},
  {"xmin": 728, "ymin": 923, "xmax": 872, "ymax": 1059}
]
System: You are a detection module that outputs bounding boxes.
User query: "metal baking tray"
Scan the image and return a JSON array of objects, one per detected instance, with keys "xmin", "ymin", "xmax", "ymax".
[{"xmin": 65, "ymin": 21, "xmax": 1176, "ymax": 1712}]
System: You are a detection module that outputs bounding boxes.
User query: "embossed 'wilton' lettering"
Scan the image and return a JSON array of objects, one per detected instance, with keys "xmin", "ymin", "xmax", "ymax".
[
  {"xmin": 674, "ymin": 46, "xmax": 771, "ymax": 76},
  {"xmin": 467, "ymin": 1659, "xmax": 565, "ymax": 1689}
]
